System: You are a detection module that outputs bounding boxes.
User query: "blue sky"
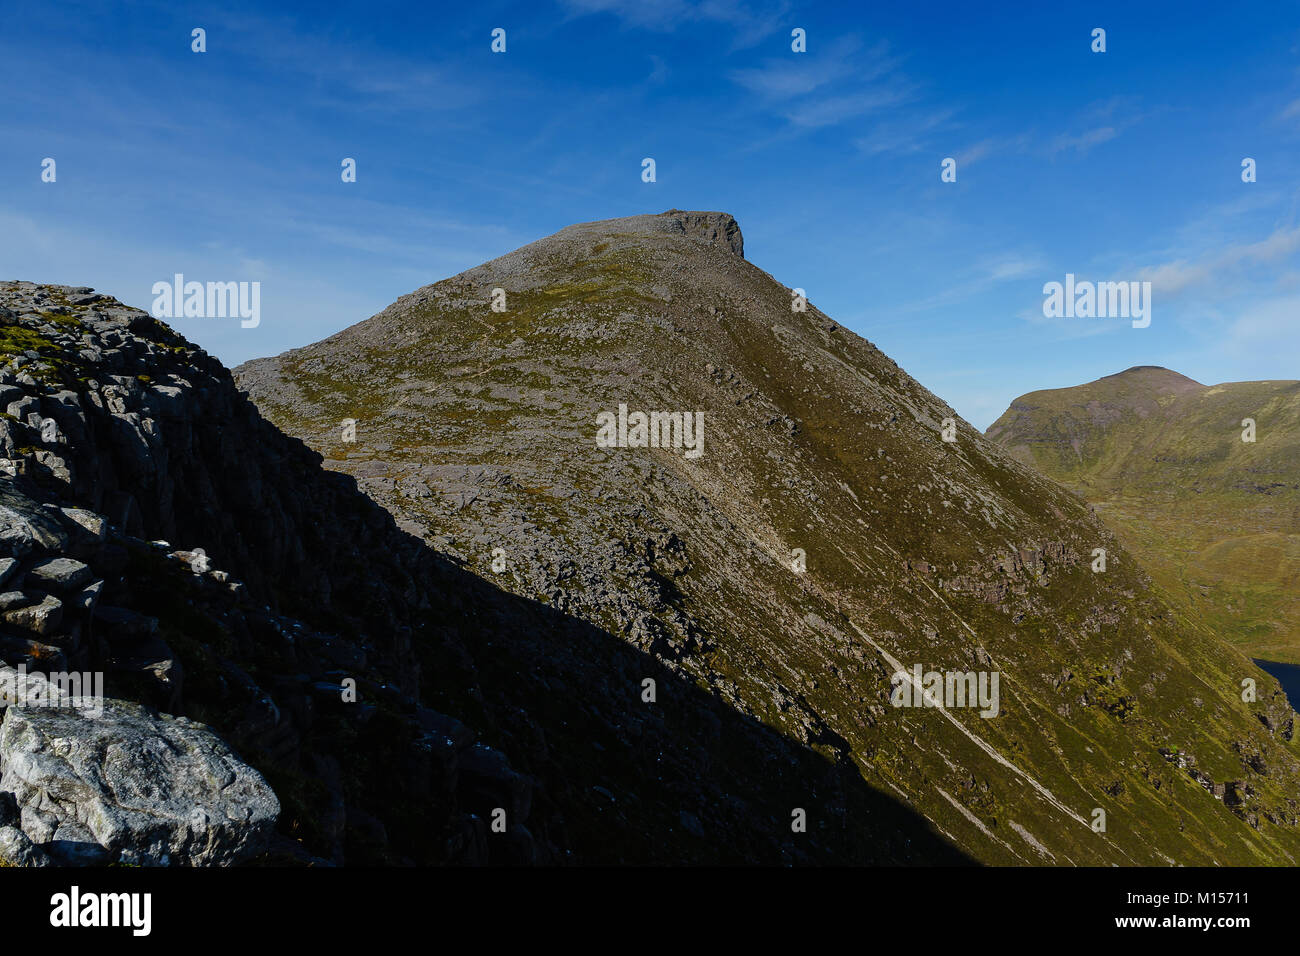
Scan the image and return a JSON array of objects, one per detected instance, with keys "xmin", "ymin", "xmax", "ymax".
[{"xmin": 3, "ymin": 0, "xmax": 1299, "ymax": 428}]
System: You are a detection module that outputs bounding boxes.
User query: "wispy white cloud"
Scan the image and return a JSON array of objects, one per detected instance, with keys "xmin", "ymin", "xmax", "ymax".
[
  {"xmin": 1046, "ymin": 125, "xmax": 1118, "ymax": 155},
  {"xmin": 892, "ymin": 251, "xmax": 1047, "ymax": 315},
  {"xmin": 646, "ymin": 54, "xmax": 668, "ymax": 84},
  {"xmin": 1044, "ymin": 96, "xmax": 1145, "ymax": 156},
  {"xmin": 558, "ymin": 0, "xmax": 790, "ymax": 48},
  {"xmin": 955, "ymin": 135, "xmax": 1026, "ymax": 168},
  {"xmin": 215, "ymin": 13, "xmax": 484, "ymax": 115},
  {"xmin": 985, "ymin": 257, "xmax": 1042, "ymax": 281},
  {"xmin": 853, "ymin": 109, "xmax": 955, "ymax": 156},
  {"xmin": 729, "ymin": 35, "xmax": 914, "ymax": 129},
  {"xmin": 784, "ymin": 86, "xmax": 912, "ymax": 128},
  {"xmin": 1138, "ymin": 225, "xmax": 1300, "ymax": 297},
  {"xmin": 853, "ymin": 95, "xmax": 1135, "ymax": 166},
  {"xmin": 730, "ymin": 35, "xmax": 882, "ymax": 98}
]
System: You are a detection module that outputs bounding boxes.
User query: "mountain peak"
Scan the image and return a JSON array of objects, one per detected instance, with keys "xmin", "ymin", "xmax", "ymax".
[
  {"xmin": 1100, "ymin": 365, "xmax": 1205, "ymax": 390},
  {"xmin": 236, "ymin": 221, "xmax": 1300, "ymax": 866},
  {"xmin": 552, "ymin": 209, "xmax": 744, "ymax": 258}
]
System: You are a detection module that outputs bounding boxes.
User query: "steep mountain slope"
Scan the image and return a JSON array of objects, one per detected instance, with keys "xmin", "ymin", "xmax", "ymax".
[
  {"xmin": 0, "ymin": 279, "xmax": 964, "ymax": 866},
  {"xmin": 237, "ymin": 211, "xmax": 1300, "ymax": 865},
  {"xmin": 987, "ymin": 366, "xmax": 1300, "ymax": 663}
]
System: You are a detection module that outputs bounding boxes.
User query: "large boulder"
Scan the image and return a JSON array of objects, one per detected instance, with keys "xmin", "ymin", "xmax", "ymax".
[
  {"xmin": 0, "ymin": 484, "xmax": 67, "ymax": 557},
  {"xmin": 0, "ymin": 697, "xmax": 278, "ymax": 865}
]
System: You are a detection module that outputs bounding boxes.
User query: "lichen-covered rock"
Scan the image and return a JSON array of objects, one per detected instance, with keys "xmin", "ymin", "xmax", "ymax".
[
  {"xmin": 0, "ymin": 699, "xmax": 279, "ymax": 866},
  {"xmin": 0, "ymin": 823, "xmax": 50, "ymax": 866}
]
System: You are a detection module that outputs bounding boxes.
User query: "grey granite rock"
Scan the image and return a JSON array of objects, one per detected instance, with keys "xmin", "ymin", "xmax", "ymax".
[
  {"xmin": 0, "ymin": 484, "xmax": 67, "ymax": 556},
  {"xmin": 0, "ymin": 699, "xmax": 279, "ymax": 866},
  {"xmin": 0, "ymin": 823, "xmax": 50, "ymax": 866},
  {"xmin": 24, "ymin": 556, "xmax": 93, "ymax": 593}
]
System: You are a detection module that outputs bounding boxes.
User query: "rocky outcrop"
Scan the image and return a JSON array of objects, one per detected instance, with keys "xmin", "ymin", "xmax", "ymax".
[
  {"xmin": 0, "ymin": 696, "xmax": 278, "ymax": 866},
  {"xmin": 0, "ymin": 281, "xmax": 554, "ymax": 865},
  {"xmin": 554, "ymin": 209, "xmax": 744, "ymax": 258}
]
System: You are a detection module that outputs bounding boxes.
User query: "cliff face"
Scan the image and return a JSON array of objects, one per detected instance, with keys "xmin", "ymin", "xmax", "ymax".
[
  {"xmin": 233, "ymin": 211, "xmax": 1300, "ymax": 865},
  {"xmin": 553, "ymin": 209, "xmax": 746, "ymax": 257}
]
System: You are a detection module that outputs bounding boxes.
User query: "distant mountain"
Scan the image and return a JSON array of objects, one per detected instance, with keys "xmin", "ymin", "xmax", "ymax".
[
  {"xmin": 236, "ymin": 212, "xmax": 1300, "ymax": 864},
  {"xmin": 987, "ymin": 366, "xmax": 1300, "ymax": 663}
]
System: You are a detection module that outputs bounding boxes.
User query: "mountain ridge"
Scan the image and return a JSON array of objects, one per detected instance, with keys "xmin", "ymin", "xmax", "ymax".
[
  {"xmin": 0, "ymin": 276, "xmax": 968, "ymax": 865},
  {"xmin": 236, "ymin": 211, "xmax": 1300, "ymax": 865}
]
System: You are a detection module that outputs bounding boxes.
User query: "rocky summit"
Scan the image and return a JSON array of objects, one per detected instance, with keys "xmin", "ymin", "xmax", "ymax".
[{"xmin": 230, "ymin": 210, "xmax": 1300, "ymax": 865}]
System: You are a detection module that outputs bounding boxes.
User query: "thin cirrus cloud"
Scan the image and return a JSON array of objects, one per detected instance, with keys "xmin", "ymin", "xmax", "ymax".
[
  {"xmin": 855, "ymin": 118, "xmax": 1027, "ymax": 171},
  {"xmin": 1042, "ymin": 95, "xmax": 1146, "ymax": 156},
  {"xmin": 729, "ymin": 36, "xmax": 914, "ymax": 129},
  {"xmin": 783, "ymin": 86, "xmax": 914, "ymax": 128},
  {"xmin": 891, "ymin": 254, "xmax": 1047, "ymax": 316},
  {"xmin": 985, "ymin": 257, "xmax": 1043, "ymax": 281},
  {"xmin": 1138, "ymin": 225, "xmax": 1300, "ymax": 298},
  {"xmin": 729, "ymin": 35, "xmax": 872, "ymax": 97},
  {"xmin": 853, "ymin": 109, "xmax": 955, "ymax": 156},
  {"xmin": 1046, "ymin": 125, "xmax": 1119, "ymax": 156},
  {"xmin": 190, "ymin": 10, "xmax": 488, "ymax": 118},
  {"xmin": 1222, "ymin": 294, "xmax": 1300, "ymax": 363},
  {"xmin": 954, "ymin": 137, "xmax": 1015, "ymax": 168},
  {"xmin": 557, "ymin": 0, "xmax": 791, "ymax": 48}
]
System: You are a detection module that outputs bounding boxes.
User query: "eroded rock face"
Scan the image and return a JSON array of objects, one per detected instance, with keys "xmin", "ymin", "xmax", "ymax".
[
  {"xmin": 0, "ymin": 484, "xmax": 67, "ymax": 557},
  {"xmin": 0, "ymin": 698, "xmax": 278, "ymax": 866},
  {"xmin": 554, "ymin": 210, "xmax": 745, "ymax": 258}
]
